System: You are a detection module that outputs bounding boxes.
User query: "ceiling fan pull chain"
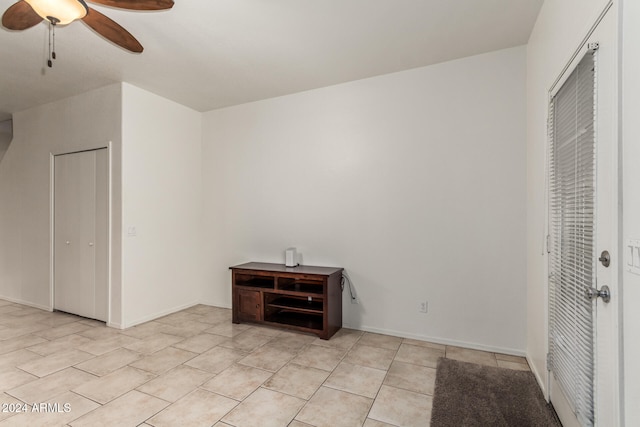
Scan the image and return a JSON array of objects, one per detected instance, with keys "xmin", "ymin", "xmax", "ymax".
[
  {"xmin": 47, "ymin": 20, "xmax": 52, "ymax": 68},
  {"xmin": 52, "ymin": 22, "xmax": 56, "ymax": 60}
]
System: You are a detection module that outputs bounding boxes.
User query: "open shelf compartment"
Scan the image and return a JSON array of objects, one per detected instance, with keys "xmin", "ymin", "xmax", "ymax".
[
  {"xmin": 265, "ymin": 293, "xmax": 323, "ymax": 314},
  {"xmin": 234, "ymin": 273, "xmax": 275, "ymax": 289},
  {"xmin": 277, "ymin": 277, "xmax": 324, "ymax": 295}
]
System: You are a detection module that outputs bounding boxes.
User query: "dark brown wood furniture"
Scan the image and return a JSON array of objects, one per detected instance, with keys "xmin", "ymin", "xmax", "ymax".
[{"xmin": 230, "ymin": 262, "xmax": 343, "ymax": 339}]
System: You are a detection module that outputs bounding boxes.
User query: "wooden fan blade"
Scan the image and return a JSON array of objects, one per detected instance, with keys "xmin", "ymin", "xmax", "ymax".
[
  {"xmin": 82, "ymin": 7, "xmax": 143, "ymax": 53},
  {"xmin": 2, "ymin": 0, "xmax": 42, "ymax": 30},
  {"xmin": 87, "ymin": 0, "xmax": 174, "ymax": 11}
]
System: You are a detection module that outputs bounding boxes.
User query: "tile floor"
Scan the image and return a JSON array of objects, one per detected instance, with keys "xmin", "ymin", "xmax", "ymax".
[{"xmin": 0, "ymin": 299, "xmax": 530, "ymax": 426}]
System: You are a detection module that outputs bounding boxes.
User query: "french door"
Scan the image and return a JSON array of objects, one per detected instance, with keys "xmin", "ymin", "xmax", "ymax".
[{"xmin": 547, "ymin": 5, "xmax": 619, "ymax": 427}]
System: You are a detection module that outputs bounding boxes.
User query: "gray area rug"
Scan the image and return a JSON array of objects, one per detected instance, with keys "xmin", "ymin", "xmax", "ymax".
[{"xmin": 430, "ymin": 358, "xmax": 562, "ymax": 427}]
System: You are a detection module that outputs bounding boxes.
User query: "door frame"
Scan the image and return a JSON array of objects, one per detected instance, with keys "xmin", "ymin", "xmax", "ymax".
[
  {"xmin": 545, "ymin": 2, "xmax": 622, "ymax": 425},
  {"xmin": 49, "ymin": 141, "xmax": 113, "ymax": 325}
]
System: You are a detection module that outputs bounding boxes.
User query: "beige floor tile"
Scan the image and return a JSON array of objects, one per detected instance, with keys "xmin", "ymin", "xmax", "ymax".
[
  {"xmin": 77, "ymin": 326, "xmax": 124, "ymax": 341},
  {"xmin": 138, "ymin": 365, "xmax": 214, "ymax": 402},
  {"xmin": 357, "ymin": 333, "xmax": 403, "ymax": 351},
  {"xmin": 197, "ymin": 310, "xmax": 233, "ymax": 326},
  {"xmin": 205, "ymin": 322, "xmax": 251, "ymax": 338},
  {"xmin": 34, "ymin": 322, "xmax": 91, "ymax": 340},
  {"xmin": 324, "ymin": 362, "xmax": 386, "ymax": 399},
  {"xmin": 0, "ymin": 349, "xmax": 43, "ymax": 371},
  {"xmin": 222, "ymin": 388, "xmax": 305, "ymax": 427},
  {"xmin": 172, "ymin": 333, "xmax": 227, "ymax": 354},
  {"xmin": 394, "ymin": 343, "xmax": 444, "ymax": 368},
  {"xmin": 402, "ymin": 338, "xmax": 446, "ymax": 351},
  {"xmin": 0, "ymin": 324, "xmax": 49, "ymax": 340},
  {"xmin": 445, "ymin": 346, "xmax": 497, "ymax": 367},
  {"xmin": 288, "ymin": 421, "xmax": 314, "ymax": 427},
  {"xmin": 363, "ymin": 418, "xmax": 396, "ymax": 426},
  {"xmin": 17, "ymin": 349, "xmax": 93, "ymax": 377},
  {"xmin": 155, "ymin": 311, "xmax": 206, "ymax": 325},
  {"xmin": 73, "ymin": 366, "xmax": 156, "ymax": 404},
  {"xmin": 74, "ymin": 348, "xmax": 143, "ymax": 376},
  {"xmin": 129, "ymin": 347, "xmax": 197, "ymax": 375},
  {"xmin": 37, "ymin": 312, "xmax": 82, "ymax": 327},
  {"xmin": 218, "ymin": 329, "xmax": 275, "ymax": 352},
  {"xmin": 0, "ymin": 391, "xmax": 100, "ymax": 427},
  {"xmin": 202, "ymin": 363, "xmax": 273, "ymax": 401},
  {"xmin": 119, "ymin": 321, "xmax": 170, "ymax": 340},
  {"xmin": 262, "ymin": 363, "xmax": 329, "ymax": 400},
  {"xmin": 7, "ymin": 367, "xmax": 97, "ymax": 403},
  {"xmin": 345, "ymin": 345, "xmax": 396, "ymax": 370},
  {"xmin": 264, "ymin": 333, "xmax": 316, "ymax": 352},
  {"xmin": 124, "ymin": 333, "xmax": 185, "ymax": 355},
  {"xmin": 148, "ymin": 388, "xmax": 238, "ymax": 427},
  {"xmin": 246, "ymin": 325, "xmax": 285, "ymax": 337},
  {"xmin": 0, "ymin": 349, "xmax": 43, "ymax": 370},
  {"xmin": 185, "ymin": 346, "xmax": 246, "ymax": 374},
  {"xmin": 495, "ymin": 353, "xmax": 528, "ymax": 364},
  {"xmin": 497, "ymin": 360, "xmax": 530, "ymax": 371},
  {"xmin": 0, "ymin": 368, "xmax": 38, "ymax": 393},
  {"xmin": 295, "ymin": 386, "xmax": 372, "ymax": 427},
  {"xmin": 368, "ymin": 385, "xmax": 432, "ymax": 427},
  {"xmin": 184, "ymin": 304, "xmax": 218, "ymax": 315},
  {"xmin": 384, "ymin": 361, "xmax": 436, "ymax": 395},
  {"xmin": 69, "ymin": 390, "xmax": 169, "ymax": 427},
  {"xmin": 77, "ymin": 334, "xmax": 140, "ymax": 356},
  {"xmin": 27, "ymin": 334, "xmax": 93, "ymax": 356},
  {"xmin": 291, "ymin": 344, "xmax": 347, "ymax": 371},
  {"xmin": 0, "ymin": 335, "xmax": 47, "ymax": 356},
  {"xmin": 238, "ymin": 345, "xmax": 296, "ymax": 372},
  {"xmin": 312, "ymin": 328, "xmax": 363, "ymax": 350},
  {"xmin": 77, "ymin": 318, "xmax": 108, "ymax": 328},
  {"xmin": 157, "ymin": 320, "xmax": 212, "ymax": 338}
]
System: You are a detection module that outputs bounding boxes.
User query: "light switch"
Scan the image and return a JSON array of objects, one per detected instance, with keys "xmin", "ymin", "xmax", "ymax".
[
  {"xmin": 626, "ymin": 239, "xmax": 640, "ymax": 275},
  {"xmin": 127, "ymin": 226, "xmax": 137, "ymax": 237}
]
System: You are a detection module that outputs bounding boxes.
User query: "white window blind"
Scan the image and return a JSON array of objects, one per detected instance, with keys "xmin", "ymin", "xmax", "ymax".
[{"xmin": 548, "ymin": 48, "xmax": 597, "ymax": 427}]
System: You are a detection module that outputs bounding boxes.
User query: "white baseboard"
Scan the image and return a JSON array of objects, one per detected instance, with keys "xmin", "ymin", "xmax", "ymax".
[
  {"xmin": 344, "ymin": 323, "xmax": 527, "ymax": 357},
  {"xmin": 0, "ymin": 295, "xmax": 51, "ymax": 312},
  {"xmin": 121, "ymin": 300, "xmax": 201, "ymax": 329},
  {"xmin": 528, "ymin": 354, "xmax": 549, "ymax": 401}
]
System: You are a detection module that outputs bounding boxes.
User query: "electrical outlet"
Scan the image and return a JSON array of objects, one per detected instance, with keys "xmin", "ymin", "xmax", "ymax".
[{"xmin": 419, "ymin": 301, "xmax": 428, "ymax": 313}]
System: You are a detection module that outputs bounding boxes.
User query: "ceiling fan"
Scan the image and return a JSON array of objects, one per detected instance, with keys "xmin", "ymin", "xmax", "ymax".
[{"xmin": 1, "ymin": 0, "xmax": 174, "ymax": 54}]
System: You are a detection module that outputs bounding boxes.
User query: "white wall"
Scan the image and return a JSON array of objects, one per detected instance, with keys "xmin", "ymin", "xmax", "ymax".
[
  {"xmin": 0, "ymin": 84, "xmax": 124, "ymax": 324},
  {"xmin": 202, "ymin": 46, "xmax": 527, "ymax": 354},
  {"xmin": 525, "ymin": 0, "xmax": 615, "ymax": 397},
  {"xmin": 621, "ymin": 0, "xmax": 640, "ymax": 423},
  {"xmin": 120, "ymin": 83, "xmax": 204, "ymax": 327}
]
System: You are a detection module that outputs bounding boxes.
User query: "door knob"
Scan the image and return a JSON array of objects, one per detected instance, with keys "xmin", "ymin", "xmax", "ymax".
[
  {"xmin": 88, "ymin": 242, "xmax": 94, "ymax": 247},
  {"xmin": 598, "ymin": 250, "xmax": 610, "ymax": 267},
  {"xmin": 585, "ymin": 285, "xmax": 611, "ymax": 303},
  {"xmin": 65, "ymin": 241, "xmax": 70, "ymax": 245}
]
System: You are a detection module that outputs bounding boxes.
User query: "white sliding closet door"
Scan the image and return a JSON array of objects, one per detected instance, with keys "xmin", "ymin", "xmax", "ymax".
[{"xmin": 54, "ymin": 149, "xmax": 108, "ymax": 321}]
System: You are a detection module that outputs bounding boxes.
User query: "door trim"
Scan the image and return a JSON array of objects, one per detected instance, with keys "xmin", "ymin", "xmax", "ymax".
[{"xmin": 49, "ymin": 142, "xmax": 113, "ymax": 325}]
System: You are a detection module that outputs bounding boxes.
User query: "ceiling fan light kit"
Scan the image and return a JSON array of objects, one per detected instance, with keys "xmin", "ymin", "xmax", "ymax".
[
  {"xmin": 24, "ymin": 0, "xmax": 87, "ymax": 25},
  {"xmin": 2, "ymin": 0, "xmax": 174, "ymax": 59}
]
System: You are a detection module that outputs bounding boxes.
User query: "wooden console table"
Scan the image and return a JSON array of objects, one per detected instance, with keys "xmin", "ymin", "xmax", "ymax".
[{"xmin": 230, "ymin": 262, "xmax": 343, "ymax": 339}]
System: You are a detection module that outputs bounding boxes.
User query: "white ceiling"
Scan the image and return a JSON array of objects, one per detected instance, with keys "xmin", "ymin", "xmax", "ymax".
[{"xmin": 0, "ymin": 0, "xmax": 543, "ymax": 122}]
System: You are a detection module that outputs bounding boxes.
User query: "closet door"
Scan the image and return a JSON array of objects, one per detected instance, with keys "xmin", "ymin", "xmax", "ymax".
[{"xmin": 54, "ymin": 149, "xmax": 108, "ymax": 321}]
